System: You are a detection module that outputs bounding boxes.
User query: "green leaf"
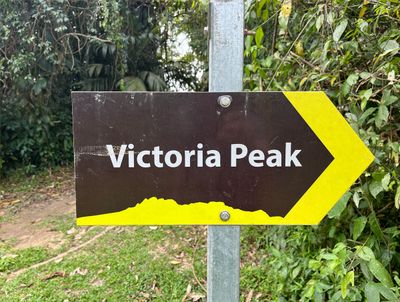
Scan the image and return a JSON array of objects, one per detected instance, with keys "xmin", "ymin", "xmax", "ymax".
[
  {"xmin": 321, "ymin": 253, "xmax": 338, "ymax": 260},
  {"xmin": 341, "ymin": 82, "xmax": 351, "ymax": 97},
  {"xmin": 375, "ymin": 105, "xmax": 389, "ymax": 128},
  {"xmin": 270, "ymin": 246, "xmax": 281, "ymax": 258},
  {"xmin": 359, "ymin": 107, "xmax": 376, "ymax": 125},
  {"xmin": 352, "ymin": 216, "xmax": 367, "ymax": 240},
  {"xmin": 360, "ymin": 72, "xmax": 372, "ymax": 79},
  {"xmin": 368, "ymin": 258, "xmax": 394, "ymax": 287},
  {"xmin": 376, "ymin": 284, "xmax": 397, "ymax": 300},
  {"xmin": 109, "ymin": 44, "xmax": 116, "ymax": 55},
  {"xmin": 365, "ymin": 282, "xmax": 380, "ymax": 302},
  {"xmin": 369, "ymin": 180, "xmax": 384, "ymax": 198},
  {"xmin": 88, "ymin": 65, "xmax": 96, "ymax": 78},
  {"xmin": 90, "ymin": 64, "xmax": 103, "ymax": 77},
  {"xmin": 381, "ymin": 173, "xmax": 390, "ymax": 191},
  {"xmin": 333, "ymin": 19, "xmax": 348, "ymax": 42},
  {"xmin": 256, "ymin": 0, "xmax": 267, "ymax": 17},
  {"xmin": 360, "ymin": 88, "xmax": 372, "ymax": 102},
  {"xmin": 395, "ymin": 275, "xmax": 400, "ymax": 286},
  {"xmin": 380, "ymin": 39, "xmax": 399, "ymax": 52},
  {"xmin": 353, "ymin": 191, "xmax": 361, "ymax": 208},
  {"xmin": 140, "ymin": 71, "xmax": 166, "ymax": 91},
  {"xmin": 341, "ymin": 271, "xmax": 354, "ymax": 298},
  {"xmin": 368, "ymin": 212, "xmax": 385, "ymax": 241},
  {"xmin": 328, "ymin": 192, "xmax": 351, "ymax": 218},
  {"xmin": 123, "ymin": 76, "xmax": 147, "ymax": 91},
  {"xmin": 395, "ymin": 186, "xmax": 400, "ymax": 209},
  {"xmin": 346, "ymin": 73, "xmax": 359, "ymax": 86},
  {"xmin": 245, "ymin": 35, "xmax": 253, "ymax": 51},
  {"xmin": 308, "ymin": 260, "xmax": 321, "ymax": 270},
  {"xmin": 361, "ymin": 262, "xmax": 374, "ymax": 280},
  {"xmin": 356, "ymin": 246, "xmax": 375, "ymax": 261},
  {"xmin": 255, "ymin": 27, "xmax": 264, "ymax": 47},
  {"xmin": 316, "ymin": 15, "xmax": 323, "ymax": 31},
  {"xmin": 292, "ymin": 266, "xmax": 301, "ymax": 278},
  {"xmin": 381, "ymin": 89, "xmax": 398, "ymax": 106}
]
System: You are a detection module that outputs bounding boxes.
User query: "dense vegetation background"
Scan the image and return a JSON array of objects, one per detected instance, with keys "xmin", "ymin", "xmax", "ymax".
[
  {"xmin": 0, "ymin": 0, "xmax": 206, "ymax": 173},
  {"xmin": 1, "ymin": 0, "xmax": 399, "ymax": 300}
]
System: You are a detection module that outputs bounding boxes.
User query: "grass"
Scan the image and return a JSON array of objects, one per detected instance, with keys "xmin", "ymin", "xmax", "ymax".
[
  {"xmin": 0, "ymin": 166, "xmax": 73, "ymax": 195},
  {"xmin": 0, "ymin": 167, "xmax": 275, "ymax": 301},
  {"xmin": 0, "ymin": 225, "xmax": 274, "ymax": 301},
  {"xmin": 0, "ymin": 227, "xmax": 208, "ymax": 301}
]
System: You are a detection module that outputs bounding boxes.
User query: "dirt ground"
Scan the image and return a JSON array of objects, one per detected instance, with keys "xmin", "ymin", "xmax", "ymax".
[{"xmin": 0, "ymin": 169, "xmax": 76, "ymax": 249}]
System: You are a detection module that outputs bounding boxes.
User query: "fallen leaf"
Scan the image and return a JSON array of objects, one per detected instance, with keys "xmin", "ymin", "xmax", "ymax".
[
  {"xmin": 91, "ymin": 278, "xmax": 104, "ymax": 287},
  {"xmin": 245, "ymin": 289, "xmax": 254, "ymax": 302},
  {"xmin": 181, "ymin": 283, "xmax": 192, "ymax": 302},
  {"xmin": 149, "ymin": 226, "xmax": 158, "ymax": 230},
  {"xmin": 66, "ymin": 228, "xmax": 76, "ymax": 235},
  {"xmin": 71, "ymin": 267, "xmax": 88, "ymax": 276},
  {"xmin": 42, "ymin": 271, "xmax": 67, "ymax": 281},
  {"xmin": 11, "ymin": 199, "xmax": 21, "ymax": 204},
  {"xmin": 170, "ymin": 260, "xmax": 181, "ymax": 265},
  {"xmin": 189, "ymin": 293, "xmax": 205, "ymax": 301}
]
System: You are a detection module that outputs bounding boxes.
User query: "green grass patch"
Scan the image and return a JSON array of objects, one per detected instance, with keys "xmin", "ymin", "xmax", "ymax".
[
  {"xmin": 0, "ymin": 245, "xmax": 50, "ymax": 273},
  {"xmin": 0, "ymin": 227, "xmax": 207, "ymax": 301},
  {"xmin": 39, "ymin": 214, "xmax": 76, "ymax": 234},
  {"xmin": 0, "ymin": 166, "xmax": 72, "ymax": 195}
]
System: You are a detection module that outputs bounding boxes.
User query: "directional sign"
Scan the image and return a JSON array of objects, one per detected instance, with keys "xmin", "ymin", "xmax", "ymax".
[{"xmin": 72, "ymin": 92, "xmax": 373, "ymax": 225}]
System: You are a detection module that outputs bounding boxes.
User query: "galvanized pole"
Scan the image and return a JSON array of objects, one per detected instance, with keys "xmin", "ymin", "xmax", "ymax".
[{"xmin": 207, "ymin": 1, "xmax": 244, "ymax": 301}]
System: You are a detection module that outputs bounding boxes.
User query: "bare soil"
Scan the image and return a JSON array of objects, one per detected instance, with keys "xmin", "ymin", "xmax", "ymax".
[{"xmin": 0, "ymin": 169, "xmax": 76, "ymax": 249}]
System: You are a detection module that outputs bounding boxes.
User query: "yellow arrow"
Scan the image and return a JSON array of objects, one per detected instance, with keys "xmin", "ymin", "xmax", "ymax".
[{"xmin": 282, "ymin": 91, "xmax": 374, "ymax": 224}]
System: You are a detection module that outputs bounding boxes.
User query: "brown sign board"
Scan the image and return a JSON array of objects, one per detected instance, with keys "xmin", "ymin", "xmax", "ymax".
[{"xmin": 72, "ymin": 92, "xmax": 373, "ymax": 225}]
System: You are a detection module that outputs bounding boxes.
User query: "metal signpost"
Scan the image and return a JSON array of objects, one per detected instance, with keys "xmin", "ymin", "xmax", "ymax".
[
  {"xmin": 72, "ymin": 1, "xmax": 374, "ymax": 301},
  {"xmin": 207, "ymin": 1, "xmax": 243, "ymax": 301}
]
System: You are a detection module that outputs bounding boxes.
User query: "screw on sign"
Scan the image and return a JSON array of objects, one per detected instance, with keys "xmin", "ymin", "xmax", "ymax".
[
  {"xmin": 72, "ymin": 91, "xmax": 373, "ymax": 225},
  {"xmin": 220, "ymin": 211, "xmax": 230, "ymax": 221},
  {"xmin": 217, "ymin": 95, "xmax": 232, "ymax": 108}
]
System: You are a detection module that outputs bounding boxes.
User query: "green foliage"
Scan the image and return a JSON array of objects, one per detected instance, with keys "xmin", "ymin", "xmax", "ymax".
[
  {"xmin": 244, "ymin": 0, "xmax": 400, "ymax": 300},
  {"xmin": 0, "ymin": 0, "xmax": 206, "ymax": 174}
]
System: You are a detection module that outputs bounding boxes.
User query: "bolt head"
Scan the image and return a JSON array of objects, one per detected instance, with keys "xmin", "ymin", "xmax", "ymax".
[
  {"xmin": 217, "ymin": 95, "xmax": 232, "ymax": 108},
  {"xmin": 220, "ymin": 210, "xmax": 230, "ymax": 221}
]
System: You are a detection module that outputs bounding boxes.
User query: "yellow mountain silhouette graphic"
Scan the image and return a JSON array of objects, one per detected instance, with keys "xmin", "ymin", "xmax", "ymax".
[{"xmin": 76, "ymin": 197, "xmax": 287, "ymax": 225}]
